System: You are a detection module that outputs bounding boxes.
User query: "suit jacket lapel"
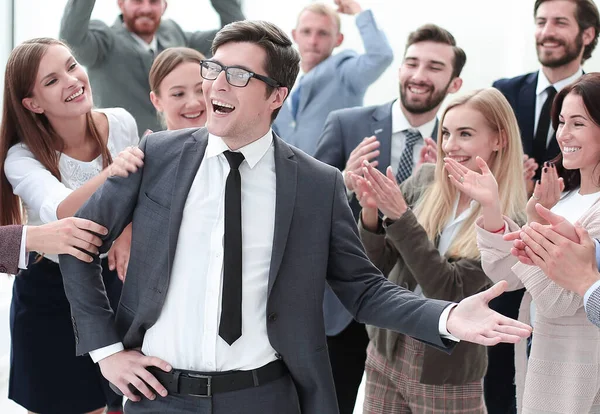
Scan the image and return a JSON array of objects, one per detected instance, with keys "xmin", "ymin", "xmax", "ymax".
[
  {"xmin": 168, "ymin": 129, "xmax": 208, "ymax": 275},
  {"xmin": 268, "ymin": 135, "xmax": 297, "ymax": 296},
  {"xmin": 371, "ymin": 101, "xmax": 394, "ymax": 173},
  {"xmin": 112, "ymin": 18, "xmax": 154, "ymax": 75},
  {"xmin": 518, "ymin": 72, "xmax": 538, "ymax": 155}
]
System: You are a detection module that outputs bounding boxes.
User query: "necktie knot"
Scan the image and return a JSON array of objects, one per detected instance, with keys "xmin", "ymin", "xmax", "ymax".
[
  {"xmin": 546, "ymin": 85, "xmax": 557, "ymax": 99},
  {"xmin": 224, "ymin": 150, "xmax": 245, "ymax": 170},
  {"xmin": 404, "ymin": 129, "xmax": 423, "ymax": 145}
]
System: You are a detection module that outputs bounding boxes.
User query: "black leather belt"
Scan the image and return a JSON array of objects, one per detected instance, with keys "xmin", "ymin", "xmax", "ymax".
[{"xmin": 147, "ymin": 360, "xmax": 287, "ymax": 397}]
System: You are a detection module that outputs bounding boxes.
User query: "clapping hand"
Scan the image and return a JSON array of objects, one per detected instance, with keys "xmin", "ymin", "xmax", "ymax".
[
  {"xmin": 444, "ymin": 156, "xmax": 500, "ymax": 208},
  {"xmin": 414, "ymin": 137, "xmax": 438, "ymax": 174},
  {"xmin": 526, "ymin": 162, "xmax": 564, "ymax": 225},
  {"xmin": 343, "ymin": 136, "xmax": 380, "ymax": 191},
  {"xmin": 362, "ymin": 161, "xmax": 408, "ymax": 220}
]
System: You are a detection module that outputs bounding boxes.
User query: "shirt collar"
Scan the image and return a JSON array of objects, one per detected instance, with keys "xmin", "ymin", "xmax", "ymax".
[
  {"xmin": 391, "ymin": 99, "xmax": 438, "ymax": 138},
  {"xmin": 205, "ymin": 130, "xmax": 274, "ymax": 169},
  {"xmin": 536, "ymin": 67, "xmax": 583, "ymax": 95},
  {"xmin": 127, "ymin": 27, "xmax": 158, "ymax": 53}
]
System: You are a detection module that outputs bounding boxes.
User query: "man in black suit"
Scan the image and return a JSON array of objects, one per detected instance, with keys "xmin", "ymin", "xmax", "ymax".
[{"xmin": 489, "ymin": 1, "xmax": 600, "ymax": 412}]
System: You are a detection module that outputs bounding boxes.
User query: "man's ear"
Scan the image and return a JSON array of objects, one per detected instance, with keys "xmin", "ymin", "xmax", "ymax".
[
  {"xmin": 22, "ymin": 97, "xmax": 44, "ymax": 114},
  {"xmin": 270, "ymin": 86, "xmax": 289, "ymax": 112},
  {"xmin": 447, "ymin": 77, "xmax": 463, "ymax": 94},
  {"xmin": 335, "ymin": 32, "xmax": 344, "ymax": 48},
  {"xmin": 150, "ymin": 91, "xmax": 163, "ymax": 112}
]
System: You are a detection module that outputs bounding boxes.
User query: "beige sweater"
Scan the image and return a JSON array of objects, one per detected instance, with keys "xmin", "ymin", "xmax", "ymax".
[{"xmin": 476, "ymin": 196, "xmax": 600, "ymax": 414}]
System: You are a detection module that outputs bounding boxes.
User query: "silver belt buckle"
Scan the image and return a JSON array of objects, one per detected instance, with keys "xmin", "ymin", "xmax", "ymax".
[{"xmin": 187, "ymin": 373, "xmax": 212, "ymax": 397}]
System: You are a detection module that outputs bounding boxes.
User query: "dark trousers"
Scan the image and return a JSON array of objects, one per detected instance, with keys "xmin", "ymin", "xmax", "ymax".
[
  {"xmin": 327, "ymin": 319, "xmax": 370, "ymax": 414},
  {"xmin": 124, "ymin": 374, "xmax": 300, "ymax": 414},
  {"xmin": 483, "ymin": 289, "xmax": 525, "ymax": 414}
]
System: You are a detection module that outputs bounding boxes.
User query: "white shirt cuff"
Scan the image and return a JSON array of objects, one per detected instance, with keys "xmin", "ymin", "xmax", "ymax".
[
  {"xmin": 584, "ymin": 280, "xmax": 600, "ymax": 311},
  {"xmin": 439, "ymin": 303, "xmax": 460, "ymax": 342},
  {"xmin": 89, "ymin": 342, "xmax": 124, "ymax": 363},
  {"xmin": 18, "ymin": 226, "xmax": 28, "ymax": 270}
]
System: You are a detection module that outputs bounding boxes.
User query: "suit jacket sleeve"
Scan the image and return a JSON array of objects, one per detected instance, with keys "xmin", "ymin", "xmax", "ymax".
[
  {"xmin": 60, "ymin": 0, "xmax": 113, "ymax": 68},
  {"xmin": 586, "ymin": 286, "xmax": 600, "ymax": 328},
  {"xmin": 0, "ymin": 225, "xmax": 23, "ymax": 275},
  {"xmin": 325, "ymin": 169, "xmax": 453, "ymax": 351},
  {"xmin": 313, "ymin": 110, "xmax": 346, "ymax": 171},
  {"xmin": 59, "ymin": 136, "xmax": 148, "ymax": 356},
  {"xmin": 338, "ymin": 10, "xmax": 393, "ymax": 95},
  {"xmin": 185, "ymin": 0, "xmax": 245, "ymax": 56}
]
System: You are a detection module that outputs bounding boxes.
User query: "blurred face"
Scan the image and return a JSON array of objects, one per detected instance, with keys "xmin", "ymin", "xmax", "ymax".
[
  {"xmin": 118, "ymin": 0, "xmax": 166, "ymax": 37},
  {"xmin": 441, "ymin": 105, "xmax": 501, "ymax": 172},
  {"xmin": 535, "ymin": 0, "xmax": 586, "ymax": 67},
  {"xmin": 22, "ymin": 44, "xmax": 93, "ymax": 119},
  {"xmin": 399, "ymin": 41, "xmax": 461, "ymax": 115},
  {"xmin": 292, "ymin": 10, "xmax": 343, "ymax": 71},
  {"xmin": 202, "ymin": 42, "xmax": 287, "ymax": 144},
  {"xmin": 556, "ymin": 92, "xmax": 600, "ymax": 175},
  {"xmin": 150, "ymin": 61, "xmax": 206, "ymax": 130}
]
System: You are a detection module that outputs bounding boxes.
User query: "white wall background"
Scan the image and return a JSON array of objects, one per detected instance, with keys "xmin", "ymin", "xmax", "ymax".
[{"xmin": 11, "ymin": 0, "xmax": 600, "ymax": 110}]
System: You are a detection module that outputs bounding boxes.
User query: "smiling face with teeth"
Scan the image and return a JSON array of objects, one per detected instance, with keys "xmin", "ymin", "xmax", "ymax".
[
  {"xmin": 399, "ymin": 41, "xmax": 462, "ymax": 118},
  {"xmin": 21, "ymin": 44, "xmax": 93, "ymax": 120},
  {"xmin": 534, "ymin": 0, "xmax": 593, "ymax": 68},
  {"xmin": 150, "ymin": 61, "xmax": 206, "ymax": 130},
  {"xmin": 441, "ymin": 104, "xmax": 501, "ymax": 174},
  {"xmin": 202, "ymin": 41, "xmax": 288, "ymax": 148},
  {"xmin": 556, "ymin": 92, "xmax": 600, "ymax": 181}
]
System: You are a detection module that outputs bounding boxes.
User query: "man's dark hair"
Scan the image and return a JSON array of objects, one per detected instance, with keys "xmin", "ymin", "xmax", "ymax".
[
  {"xmin": 212, "ymin": 20, "xmax": 301, "ymax": 122},
  {"xmin": 405, "ymin": 24, "xmax": 467, "ymax": 79},
  {"xmin": 534, "ymin": 0, "xmax": 600, "ymax": 62}
]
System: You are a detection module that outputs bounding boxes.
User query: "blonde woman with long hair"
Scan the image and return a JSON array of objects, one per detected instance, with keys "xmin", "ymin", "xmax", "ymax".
[{"xmin": 350, "ymin": 88, "xmax": 526, "ymax": 413}]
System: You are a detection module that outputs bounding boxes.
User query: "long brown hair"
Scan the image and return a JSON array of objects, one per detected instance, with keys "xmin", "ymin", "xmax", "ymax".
[{"xmin": 0, "ymin": 38, "xmax": 111, "ymax": 226}]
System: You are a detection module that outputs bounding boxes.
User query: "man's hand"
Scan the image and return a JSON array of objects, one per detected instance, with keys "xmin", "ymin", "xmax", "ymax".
[
  {"xmin": 26, "ymin": 217, "xmax": 107, "ymax": 262},
  {"xmin": 510, "ymin": 220, "xmax": 599, "ymax": 297},
  {"xmin": 446, "ymin": 281, "xmax": 532, "ymax": 345},
  {"xmin": 98, "ymin": 349, "xmax": 172, "ymax": 402},
  {"xmin": 334, "ymin": 0, "xmax": 363, "ymax": 15},
  {"xmin": 343, "ymin": 136, "xmax": 380, "ymax": 191},
  {"xmin": 108, "ymin": 223, "xmax": 132, "ymax": 281},
  {"xmin": 414, "ymin": 137, "xmax": 437, "ymax": 174}
]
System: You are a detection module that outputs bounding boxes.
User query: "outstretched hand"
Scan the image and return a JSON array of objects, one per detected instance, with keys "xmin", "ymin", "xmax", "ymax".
[{"xmin": 446, "ymin": 281, "xmax": 532, "ymax": 346}]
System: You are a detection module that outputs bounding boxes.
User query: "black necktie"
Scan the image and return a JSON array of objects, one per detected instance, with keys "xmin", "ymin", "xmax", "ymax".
[
  {"xmin": 219, "ymin": 150, "xmax": 245, "ymax": 345},
  {"xmin": 533, "ymin": 86, "xmax": 557, "ymax": 168}
]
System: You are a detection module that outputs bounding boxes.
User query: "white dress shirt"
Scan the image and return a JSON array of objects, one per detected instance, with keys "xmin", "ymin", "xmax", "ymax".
[
  {"xmin": 535, "ymin": 68, "xmax": 583, "ymax": 147},
  {"xmin": 390, "ymin": 99, "xmax": 437, "ymax": 175},
  {"xmin": 93, "ymin": 129, "xmax": 460, "ymax": 363},
  {"xmin": 128, "ymin": 30, "xmax": 158, "ymax": 56},
  {"xmin": 93, "ymin": 131, "xmax": 278, "ymax": 371}
]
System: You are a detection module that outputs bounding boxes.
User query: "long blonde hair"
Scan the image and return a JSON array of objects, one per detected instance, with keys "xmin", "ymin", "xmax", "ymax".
[{"xmin": 413, "ymin": 88, "xmax": 527, "ymax": 259}]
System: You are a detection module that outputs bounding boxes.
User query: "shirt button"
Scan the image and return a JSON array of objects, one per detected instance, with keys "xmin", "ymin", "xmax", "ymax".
[{"xmin": 268, "ymin": 312, "xmax": 278, "ymax": 322}]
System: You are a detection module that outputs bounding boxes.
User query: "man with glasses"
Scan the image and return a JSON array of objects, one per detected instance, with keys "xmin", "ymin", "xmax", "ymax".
[
  {"xmin": 60, "ymin": 0, "xmax": 245, "ymax": 136},
  {"xmin": 60, "ymin": 20, "xmax": 532, "ymax": 414},
  {"xmin": 273, "ymin": 0, "xmax": 393, "ymax": 156}
]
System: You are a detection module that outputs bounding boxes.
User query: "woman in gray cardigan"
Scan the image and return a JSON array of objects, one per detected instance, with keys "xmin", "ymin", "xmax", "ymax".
[{"xmin": 351, "ymin": 88, "xmax": 527, "ymax": 413}]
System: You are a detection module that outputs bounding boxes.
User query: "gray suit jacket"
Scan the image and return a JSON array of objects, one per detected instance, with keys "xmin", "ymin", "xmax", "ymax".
[
  {"xmin": 587, "ymin": 287, "xmax": 600, "ymax": 328},
  {"xmin": 314, "ymin": 102, "xmax": 439, "ymax": 335},
  {"xmin": 59, "ymin": 128, "xmax": 453, "ymax": 413},
  {"xmin": 60, "ymin": 0, "xmax": 244, "ymax": 136},
  {"xmin": 272, "ymin": 10, "xmax": 393, "ymax": 156},
  {"xmin": 0, "ymin": 225, "xmax": 22, "ymax": 275}
]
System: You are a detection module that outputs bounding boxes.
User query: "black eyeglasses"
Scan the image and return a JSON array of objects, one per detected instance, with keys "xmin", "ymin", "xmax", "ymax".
[{"xmin": 200, "ymin": 60, "xmax": 281, "ymax": 88}]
